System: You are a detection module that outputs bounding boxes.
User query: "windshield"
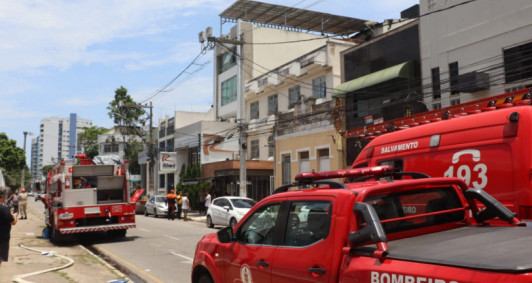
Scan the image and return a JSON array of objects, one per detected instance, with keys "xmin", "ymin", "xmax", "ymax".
[
  {"xmin": 155, "ymin": 196, "xmax": 166, "ymax": 203},
  {"xmin": 232, "ymin": 198, "xmax": 256, "ymax": 208}
]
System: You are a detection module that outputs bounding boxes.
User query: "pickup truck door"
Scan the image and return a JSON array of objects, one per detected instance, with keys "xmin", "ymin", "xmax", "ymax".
[
  {"xmin": 271, "ymin": 199, "xmax": 335, "ymax": 283},
  {"xmin": 223, "ymin": 202, "xmax": 282, "ymax": 283}
]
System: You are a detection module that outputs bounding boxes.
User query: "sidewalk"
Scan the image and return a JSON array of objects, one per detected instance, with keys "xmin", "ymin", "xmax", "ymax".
[{"xmin": 2, "ymin": 207, "xmax": 129, "ymax": 283}]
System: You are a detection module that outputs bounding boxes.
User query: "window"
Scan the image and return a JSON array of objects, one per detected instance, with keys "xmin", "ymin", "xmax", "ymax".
[
  {"xmin": 268, "ymin": 94, "xmax": 278, "ymax": 115},
  {"xmin": 238, "ymin": 203, "xmax": 281, "ymax": 245},
  {"xmin": 250, "ymin": 101, "xmax": 259, "ymax": 119},
  {"xmin": 103, "ymin": 144, "xmax": 119, "ymax": 153},
  {"xmin": 218, "ymin": 50, "xmax": 236, "ymax": 74},
  {"xmin": 312, "ymin": 76, "xmax": 327, "ymax": 98},
  {"xmin": 449, "ymin": 62, "xmax": 459, "ymax": 95},
  {"xmin": 451, "ymin": 99, "xmax": 460, "ymax": 106},
  {"xmin": 431, "ymin": 67, "xmax": 441, "ymax": 99},
  {"xmin": 504, "ymin": 41, "xmax": 532, "ymax": 83},
  {"xmin": 268, "ymin": 135, "xmax": 274, "ymax": 158},
  {"xmin": 282, "ymin": 154, "xmax": 291, "ymax": 185},
  {"xmin": 285, "ymin": 201, "xmax": 332, "ymax": 246},
  {"xmin": 159, "ymin": 141, "xmax": 165, "ymax": 152},
  {"xmin": 299, "ymin": 151, "xmax": 310, "ymax": 173},
  {"xmin": 432, "ymin": 103, "xmax": 442, "ymax": 110},
  {"xmin": 250, "ymin": 140, "xmax": 259, "ymax": 159},
  {"xmin": 221, "ymin": 76, "xmax": 238, "ymax": 106},
  {"xmin": 159, "ymin": 174, "xmax": 165, "ymax": 189},
  {"xmin": 288, "ymin": 85, "xmax": 301, "ymax": 108},
  {"xmin": 318, "ymin": 148, "xmax": 330, "ymax": 172}
]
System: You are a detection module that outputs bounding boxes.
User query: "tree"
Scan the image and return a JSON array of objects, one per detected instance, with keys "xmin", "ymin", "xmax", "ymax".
[
  {"xmin": 0, "ymin": 132, "xmax": 26, "ymax": 189},
  {"xmin": 107, "ymin": 86, "xmax": 149, "ymax": 174},
  {"xmin": 78, "ymin": 126, "xmax": 109, "ymax": 159}
]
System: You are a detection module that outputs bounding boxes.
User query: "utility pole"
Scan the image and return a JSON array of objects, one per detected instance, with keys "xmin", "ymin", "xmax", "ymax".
[
  {"xmin": 119, "ymin": 101, "xmax": 154, "ymax": 195},
  {"xmin": 21, "ymin": 131, "xmax": 33, "ymax": 189},
  {"xmin": 199, "ymin": 24, "xmax": 248, "ymax": 197}
]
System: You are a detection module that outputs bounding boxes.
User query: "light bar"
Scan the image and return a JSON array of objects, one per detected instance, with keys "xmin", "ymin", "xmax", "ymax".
[{"xmin": 295, "ymin": 166, "xmax": 394, "ymax": 182}]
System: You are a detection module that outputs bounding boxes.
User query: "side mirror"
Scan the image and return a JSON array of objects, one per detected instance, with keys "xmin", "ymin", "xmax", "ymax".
[
  {"xmin": 223, "ymin": 205, "xmax": 230, "ymax": 212},
  {"xmin": 217, "ymin": 226, "xmax": 235, "ymax": 243}
]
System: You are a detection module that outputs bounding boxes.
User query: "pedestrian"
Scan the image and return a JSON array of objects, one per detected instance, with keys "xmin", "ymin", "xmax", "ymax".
[
  {"xmin": 182, "ymin": 192, "xmax": 191, "ymax": 221},
  {"xmin": 165, "ymin": 190, "xmax": 178, "ymax": 221},
  {"xmin": 198, "ymin": 188, "xmax": 206, "ymax": 215},
  {"xmin": 0, "ymin": 186, "xmax": 18, "ymax": 268},
  {"xmin": 18, "ymin": 188, "xmax": 28, "ymax": 219},
  {"xmin": 7, "ymin": 189, "xmax": 19, "ymax": 214},
  {"xmin": 205, "ymin": 190, "xmax": 212, "ymax": 213},
  {"xmin": 177, "ymin": 191, "xmax": 183, "ymax": 220}
]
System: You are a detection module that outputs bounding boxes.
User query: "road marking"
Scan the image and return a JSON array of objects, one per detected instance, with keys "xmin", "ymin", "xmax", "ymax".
[
  {"xmin": 163, "ymin": 235, "xmax": 180, "ymax": 241},
  {"xmin": 171, "ymin": 251, "xmax": 193, "ymax": 263},
  {"xmin": 137, "ymin": 228, "xmax": 150, "ymax": 232},
  {"xmin": 97, "ymin": 246, "xmax": 164, "ymax": 283}
]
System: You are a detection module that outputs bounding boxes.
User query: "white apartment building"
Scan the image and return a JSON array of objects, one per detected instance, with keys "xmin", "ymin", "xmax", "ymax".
[
  {"xmin": 420, "ymin": 0, "xmax": 532, "ymax": 109},
  {"xmin": 35, "ymin": 114, "xmax": 92, "ymax": 179}
]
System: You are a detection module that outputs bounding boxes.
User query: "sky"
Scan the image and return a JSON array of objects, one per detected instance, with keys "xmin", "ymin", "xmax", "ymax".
[{"xmin": 0, "ymin": 0, "xmax": 418, "ymax": 165}]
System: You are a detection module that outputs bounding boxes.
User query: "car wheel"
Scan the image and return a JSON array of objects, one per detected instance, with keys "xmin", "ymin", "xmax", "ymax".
[
  {"xmin": 144, "ymin": 208, "xmax": 148, "ymax": 216},
  {"xmin": 154, "ymin": 208, "xmax": 158, "ymax": 218},
  {"xmin": 230, "ymin": 218, "xmax": 238, "ymax": 228},
  {"xmin": 206, "ymin": 215, "xmax": 214, "ymax": 228}
]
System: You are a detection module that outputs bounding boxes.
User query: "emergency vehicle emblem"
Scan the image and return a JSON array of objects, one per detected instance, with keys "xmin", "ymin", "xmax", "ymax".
[{"xmin": 240, "ymin": 264, "xmax": 253, "ymax": 283}]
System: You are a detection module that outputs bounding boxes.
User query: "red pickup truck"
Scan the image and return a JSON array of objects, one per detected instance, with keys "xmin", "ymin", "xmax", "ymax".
[{"xmin": 192, "ymin": 166, "xmax": 532, "ymax": 283}]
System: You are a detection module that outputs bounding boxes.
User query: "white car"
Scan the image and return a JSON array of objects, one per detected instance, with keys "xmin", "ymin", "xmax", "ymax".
[
  {"xmin": 206, "ymin": 196, "xmax": 256, "ymax": 228},
  {"xmin": 144, "ymin": 195, "xmax": 168, "ymax": 218}
]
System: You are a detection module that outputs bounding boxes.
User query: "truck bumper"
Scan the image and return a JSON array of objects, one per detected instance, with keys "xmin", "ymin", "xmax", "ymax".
[{"xmin": 59, "ymin": 223, "xmax": 136, "ymax": 234}]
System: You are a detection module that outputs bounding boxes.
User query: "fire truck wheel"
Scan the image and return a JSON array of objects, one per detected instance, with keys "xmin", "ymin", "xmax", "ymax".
[
  {"xmin": 108, "ymin": 229, "xmax": 127, "ymax": 238},
  {"xmin": 50, "ymin": 222, "xmax": 65, "ymax": 244}
]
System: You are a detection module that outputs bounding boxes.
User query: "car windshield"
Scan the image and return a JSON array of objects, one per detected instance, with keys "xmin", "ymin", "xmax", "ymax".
[
  {"xmin": 155, "ymin": 196, "xmax": 166, "ymax": 203},
  {"xmin": 231, "ymin": 198, "xmax": 256, "ymax": 208}
]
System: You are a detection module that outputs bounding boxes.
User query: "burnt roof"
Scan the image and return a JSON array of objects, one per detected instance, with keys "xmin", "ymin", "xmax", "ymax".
[{"xmin": 220, "ymin": 0, "xmax": 368, "ymax": 37}]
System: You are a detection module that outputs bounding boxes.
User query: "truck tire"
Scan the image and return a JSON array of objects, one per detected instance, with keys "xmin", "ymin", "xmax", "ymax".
[
  {"xmin": 108, "ymin": 229, "xmax": 127, "ymax": 238},
  {"xmin": 50, "ymin": 221, "xmax": 66, "ymax": 244},
  {"xmin": 206, "ymin": 215, "xmax": 214, "ymax": 228},
  {"xmin": 198, "ymin": 273, "xmax": 213, "ymax": 283}
]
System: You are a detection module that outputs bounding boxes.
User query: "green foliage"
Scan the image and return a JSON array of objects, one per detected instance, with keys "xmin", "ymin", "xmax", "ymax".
[
  {"xmin": 0, "ymin": 132, "xmax": 26, "ymax": 188},
  {"xmin": 78, "ymin": 126, "xmax": 109, "ymax": 159},
  {"xmin": 176, "ymin": 163, "xmax": 206, "ymax": 210},
  {"xmin": 107, "ymin": 86, "xmax": 146, "ymax": 138},
  {"xmin": 42, "ymin": 165, "xmax": 55, "ymax": 176},
  {"xmin": 124, "ymin": 140, "xmax": 143, "ymax": 174}
]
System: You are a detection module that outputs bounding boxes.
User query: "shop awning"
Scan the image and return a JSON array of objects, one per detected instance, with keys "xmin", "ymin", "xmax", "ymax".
[{"xmin": 333, "ymin": 61, "xmax": 415, "ymax": 98}]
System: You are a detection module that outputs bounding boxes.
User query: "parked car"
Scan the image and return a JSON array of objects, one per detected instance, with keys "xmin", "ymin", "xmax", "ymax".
[
  {"xmin": 206, "ymin": 196, "xmax": 256, "ymax": 228},
  {"xmin": 144, "ymin": 195, "xmax": 168, "ymax": 218}
]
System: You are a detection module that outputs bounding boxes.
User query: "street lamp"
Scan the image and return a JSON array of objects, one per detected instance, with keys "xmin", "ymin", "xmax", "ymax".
[{"xmin": 21, "ymin": 131, "xmax": 33, "ymax": 189}]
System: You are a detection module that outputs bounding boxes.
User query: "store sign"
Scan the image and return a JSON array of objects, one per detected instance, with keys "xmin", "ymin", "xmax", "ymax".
[{"xmin": 159, "ymin": 152, "xmax": 177, "ymax": 171}]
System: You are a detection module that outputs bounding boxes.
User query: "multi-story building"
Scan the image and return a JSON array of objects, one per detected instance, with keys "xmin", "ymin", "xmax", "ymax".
[
  {"xmin": 420, "ymin": 0, "xmax": 532, "ymax": 109},
  {"xmin": 34, "ymin": 114, "xmax": 92, "ymax": 180},
  {"xmin": 30, "ymin": 137, "xmax": 40, "ymax": 182},
  {"xmin": 214, "ymin": 0, "xmax": 368, "ymax": 197}
]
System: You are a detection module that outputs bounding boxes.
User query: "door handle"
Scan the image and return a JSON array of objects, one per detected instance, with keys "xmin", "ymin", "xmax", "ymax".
[
  {"xmin": 257, "ymin": 260, "xmax": 269, "ymax": 269},
  {"xmin": 308, "ymin": 267, "xmax": 326, "ymax": 275}
]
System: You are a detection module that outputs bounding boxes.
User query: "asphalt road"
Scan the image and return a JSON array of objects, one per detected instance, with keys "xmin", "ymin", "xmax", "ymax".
[{"xmin": 29, "ymin": 197, "xmax": 219, "ymax": 283}]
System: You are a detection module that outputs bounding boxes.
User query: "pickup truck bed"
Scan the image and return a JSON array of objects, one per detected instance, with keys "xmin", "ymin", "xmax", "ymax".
[{"xmin": 385, "ymin": 226, "xmax": 532, "ymax": 272}]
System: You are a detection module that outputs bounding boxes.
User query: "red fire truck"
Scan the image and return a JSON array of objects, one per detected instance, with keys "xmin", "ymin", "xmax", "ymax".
[
  {"xmin": 39, "ymin": 155, "xmax": 143, "ymax": 242},
  {"xmin": 351, "ymin": 88, "xmax": 532, "ymax": 222},
  {"xmin": 192, "ymin": 166, "xmax": 532, "ymax": 283}
]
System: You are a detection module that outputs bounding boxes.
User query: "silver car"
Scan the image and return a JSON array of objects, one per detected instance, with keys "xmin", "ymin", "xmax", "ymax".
[
  {"xmin": 144, "ymin": 195, "xmax": 168, "ymax": 217},
  {"xmin": 206, "ymin": 196, "xmax": 256, "ymax": 228}
]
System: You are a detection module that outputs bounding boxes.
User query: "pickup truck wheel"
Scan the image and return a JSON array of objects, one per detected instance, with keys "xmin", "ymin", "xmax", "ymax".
[
  {"xmin": 198, "ymin": 273, "xmax": 213, "ymax": 283},
  {"xmin": 230, "ymin": 217, "xmax": 238, "ymax": 228},
  {"xmin": 206, "ymin": 215, "xmax": 214, "ymax": 228}
]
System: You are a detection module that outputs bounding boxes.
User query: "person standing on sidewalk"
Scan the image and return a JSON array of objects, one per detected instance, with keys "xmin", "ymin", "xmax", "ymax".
[
  {"xmin": 18, "ymin": 188, "xmax": 28, "ymax": 219},
  {"xmin": 176, "ymin": 191, "xmax": 183, "ymax": 220},
  {"xmin": 204, "ymin": 190, "xmax": 212, "ymax": 213},
  {"xmin": 165, "ymin": 190, "xmax": 178, "ymax": 221},
  {"xmin": 0, "ymin": 186, "xmax": 17, "ymax": 268},
  {"xmin": 7, "ymin": 189, "xmax": 19, "ymax": 214},
  {"xmin": 182, "ymin": 192, "xmax": 191, "ymax": 221}
]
